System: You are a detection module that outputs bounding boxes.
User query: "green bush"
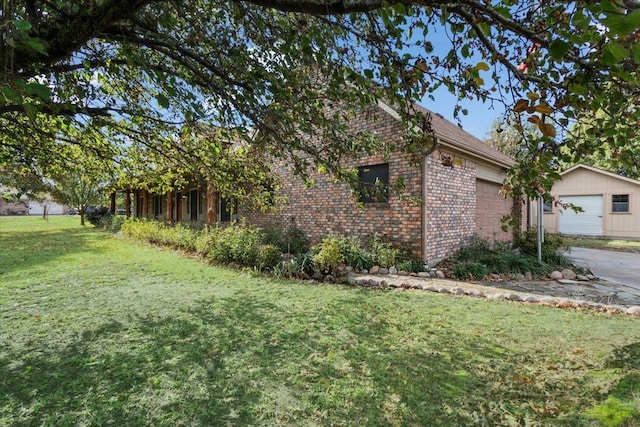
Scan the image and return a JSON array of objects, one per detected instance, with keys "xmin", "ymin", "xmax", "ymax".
[
  {"xmin": 87, "ymin": 206, "xmax": 110, "ymax": 227},
  {"xmin": 369, "ymin": 234, "xmax": 400, "ymax": 268},
  {"xmin": 396, "ymin": 258, "xmax": 424, "ymax": 273},
  {"xmin": 515, "ymin": 227, "xmax": 567, "ymax": 257},
  {"xmin": 340, "ymin": 236, "xmax": 374, "ymax": 271},
  {"xmin": 262, "ymin": 224, "xmax": 310, "ymax": 255},
  {"xmin": 207, "ymin": 224, "xmax": 264, "ymax": 266},
  {"xmin": 257, "ymin": 244, "xmax": 282, "ymax": 271},
  {"xmin": 451, "ymin": 261, "xmax": 489, "ymax": 280},
  {"xmin": 313, "ymin": 236, "xmax": 345, "ymax": 273}
]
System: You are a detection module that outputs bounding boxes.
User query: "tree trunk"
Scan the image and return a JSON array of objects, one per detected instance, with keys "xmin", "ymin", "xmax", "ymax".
[{"xmin": 207, "ymin": 184, "xmax": 218, "ymax": 224}]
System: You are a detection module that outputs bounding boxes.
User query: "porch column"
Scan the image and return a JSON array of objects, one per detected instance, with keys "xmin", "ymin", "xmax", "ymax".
[
  {"xmin": 166, "ymin": 191, "xmax": 174, "ymax": 223},
  {"xmin": 110, "ymin": 192, "xmax": 116, "ymax": 214},
  {"xmin": 207, "ymin": 184, "xmax": 218, "ymax": 224},
  {"xmin": 125, "ymin": 190, "xmax": 132, "ymax": 218}
]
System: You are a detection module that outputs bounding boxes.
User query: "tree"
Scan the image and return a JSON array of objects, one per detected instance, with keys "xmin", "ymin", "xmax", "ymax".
[
  {"xmin": 1, "ymin": 1, "xmax": 640, "ymax": 202},
  {"xmin": 49, "ymin": 150, "xmax": 111, "ymax": 226}
]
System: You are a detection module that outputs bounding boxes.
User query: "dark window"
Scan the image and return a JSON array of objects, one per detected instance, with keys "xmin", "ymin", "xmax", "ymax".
[
  {"xmin": 153, "ymin": 195, "xmax": 162, "ymax": 216},
  {"xmin": 220, "ymin": 197, "xmax": 237, "ymax": 222},
  {"xmin": 543, "ymin": 200, "xmax": 553, "ymax": 213},
  {"xmin": 358, "ymin": 163, "xmax": 389, "ymax": 203},
  {"xmin": 612, "ymin": 194, "xmax": 629, "ymax": 212}
]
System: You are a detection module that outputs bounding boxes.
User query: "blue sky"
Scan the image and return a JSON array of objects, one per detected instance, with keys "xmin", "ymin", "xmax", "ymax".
[{"xmin": 420, "ymin": 89, "xmax": 506, "ymax": 140}]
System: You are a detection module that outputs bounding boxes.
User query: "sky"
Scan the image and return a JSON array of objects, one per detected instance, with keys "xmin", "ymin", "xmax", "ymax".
[{"xmin": 420, "ymin": 88, "xmax": 506, "ymax": 141}]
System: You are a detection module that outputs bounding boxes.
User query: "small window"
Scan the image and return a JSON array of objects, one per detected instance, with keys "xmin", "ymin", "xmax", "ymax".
[
  {"xmin": 612, "ymin": 194, "xmax": 629, "ymax": 213},
  {"xmin": 358, "ymin": 163, "xmax": 389, "ymax": 203},
  {"xmin": 220, "ymin": 197, "xmax": 237, "ymax": 222},
  {"xmin": 153, "ymin": 195, "xmax": 162, "ymax": 216},
  {"xmin": 543, "ymin": 200, "xmax": 553, "ymax": 213}
]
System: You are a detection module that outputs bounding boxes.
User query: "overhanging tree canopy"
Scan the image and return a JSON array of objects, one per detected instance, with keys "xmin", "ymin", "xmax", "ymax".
[{"xmin": 1, "ymin": 0, "xmax": 640, "ymax": 199}]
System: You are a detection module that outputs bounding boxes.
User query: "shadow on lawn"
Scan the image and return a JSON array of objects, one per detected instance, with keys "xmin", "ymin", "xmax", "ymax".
[
  {"xmin": 0, "ymin": 228, "xmax": 100, "ymax": 276},
  {"xmin": 0, "ymin": 292, "xmax": 625, "ymax": 425}
]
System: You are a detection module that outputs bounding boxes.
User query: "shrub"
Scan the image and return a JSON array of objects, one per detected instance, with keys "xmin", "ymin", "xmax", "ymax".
[
  {"xmin": 107, "ymin": 215, "xmax": 125, "ymax": 233},
  {"xmin": 206, "ymin": 223, "xmax": 264, "ymax": 266},
  {"xmin": 515, "ymin": 227, "xmax": 567, "ymax": 257},
  {"xmin": 257, "ymin": 244, "xmax": 282, "ymax": 271},
  {"xmin": 86, "ymin": 206, "xmax": 110, "ymax": 227},
  {"xmin": 451, "ymin": 261, "xmax": 489, "ymax": 280},
  {"xmin": 262, "ymin": 224, "xmax": 310, "ymax": 255},
  {"xmin": 396, "ymin": 258, "xmax": 424, "ymax": 273},
  {"xmin": 313, "ymin": 236, "xmax": 344, "ymax": 273},
  {"xmin": 369, "ymin": 234, "xmax": 400, "ymax": 268},
  {"xmin": 340, "ymin": 236, "xmax": 374, "ymax": 271},
  {"xmin": 194, "ymin": 225, "xmax": 222, "ymax": 257}
]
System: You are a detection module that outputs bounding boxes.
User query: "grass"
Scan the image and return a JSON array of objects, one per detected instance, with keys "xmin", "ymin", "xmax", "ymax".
[
  {"xmin": 1, "ymin": 216, "xmax": 640, "ymax": 426},
  {"xmin": 564, "ymin": 236, "xmax": 640, "ymax": 253}
]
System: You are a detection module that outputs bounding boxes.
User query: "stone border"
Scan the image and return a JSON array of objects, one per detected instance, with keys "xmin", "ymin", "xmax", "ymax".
[{"xmin": 343, "ymin": 274, "xmax": 640, "ymax": 318}]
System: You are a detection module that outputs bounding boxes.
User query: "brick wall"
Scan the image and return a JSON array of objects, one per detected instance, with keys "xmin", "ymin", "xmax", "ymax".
[
  {"xmin": 423, "ymin": 151, "xmax": 476, "ymax": 260},
  {"xmin": 242, "ymin": 104, "xmax": 514, "ymax": 262},
  {"xmin": 242, "ymin": 105, "xmax": 424, "ymax": 258}
]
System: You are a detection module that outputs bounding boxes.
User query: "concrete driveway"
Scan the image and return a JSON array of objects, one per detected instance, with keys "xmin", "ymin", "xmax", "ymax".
[{"xmin": 567, "ymin": 247, "xmax": 640, "ymax": 291}]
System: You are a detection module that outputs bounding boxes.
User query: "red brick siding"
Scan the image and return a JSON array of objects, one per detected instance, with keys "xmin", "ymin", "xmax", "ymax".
[
  {"xmin": 242, "ymin": 106, "xmax": 424, "ymax": 258},
  {"xmin": 475, "ymin": 179, "xmax": 512, "ymax": 243},
  {"xmin": 422, "ymin": 152, "xmax": 476, "ymax": 260}
]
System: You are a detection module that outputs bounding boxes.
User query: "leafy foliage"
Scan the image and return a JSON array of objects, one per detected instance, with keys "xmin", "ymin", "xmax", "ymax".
[
  {"xmin": 2, "ymin": 1, "xmax": 640, "ymax": 208},
  {"xmin": 449, "ymin": 236, "xmax": 568, "ymax": 280}
]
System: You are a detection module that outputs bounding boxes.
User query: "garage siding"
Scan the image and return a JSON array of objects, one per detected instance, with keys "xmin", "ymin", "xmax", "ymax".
[{"xmin": 475, "ymin": 179, "xmax": 512, "ymax": 243}]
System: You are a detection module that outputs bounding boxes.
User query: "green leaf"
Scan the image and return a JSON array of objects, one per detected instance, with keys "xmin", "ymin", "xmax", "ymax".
[
  {"xmin": 14, "ymin": 20, "xmax": 32, "ymax": 31},
  {"xmin": 548, "ymin": 40, "xmax": 571, "ymax": 61},
  {"xmin": 602, "ymin": 10, "xmax": 640, "ymax": 37},
  {"xmin": 156, "ymin": 94, "xmax": 170, "ymax": 109},
  {"xmin": 604, "ymin": 42, "xmax": 629, "ymax": 62}
]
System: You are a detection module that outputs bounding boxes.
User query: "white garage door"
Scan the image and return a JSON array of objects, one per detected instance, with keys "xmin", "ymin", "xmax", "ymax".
[{"xmin": 558, "ymin": 195, "xmax": 603, "ymax": 236}]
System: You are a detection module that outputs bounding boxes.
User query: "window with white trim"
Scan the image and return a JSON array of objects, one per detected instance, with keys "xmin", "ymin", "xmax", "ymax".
[{"xmin": 612, "ymin": 194, "xmax": 629, "ymax": 213}]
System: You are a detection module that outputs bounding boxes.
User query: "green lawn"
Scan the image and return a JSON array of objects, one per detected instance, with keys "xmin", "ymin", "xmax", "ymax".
[
  {"xmin": 564, "ymin": 236, "xmax": 640, "ymax": 253},
  {"xmin": 1, "ymin": 216, "xmax": 639, "ymax": 426}
]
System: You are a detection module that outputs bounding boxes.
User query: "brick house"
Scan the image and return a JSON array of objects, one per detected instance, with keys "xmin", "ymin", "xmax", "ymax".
[{"xmin": 242, "ymin": 100, "xmax": 517, "ymax": 263}]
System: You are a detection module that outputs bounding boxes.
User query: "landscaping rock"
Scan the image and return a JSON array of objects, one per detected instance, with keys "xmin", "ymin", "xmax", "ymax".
[
  {"xmin": 312, "ymin": 271, "xmax": 324, "ymax": 281},
  {"xmin": 388, "ymin": 267, "xmax": 398, "ymax": 275},
  {"xmin": 398, "ymin": 270, "xmax": 408, "ymax": 276},
  {"xmin": 576, "ymin": 275, "xmax": 589, "ymax": 281},
  {"xmin": 626, "ymin": 306, "xmax": 640, "ymax": 316},
  {"xmin": 512, "ymin": 273, "xmax": 525, "ymax": 280},
  {"xmin": 561, "ymin": 269, "xmax": 577, "ymax": 280},
  {"xmin": 409, "ymin": 272, "xmax": 418, "ymax": 277},
  {"xmin": 379, "ymin": 267, "xmax": 389, "ymax": 275},
  {"xmin": 451, "ymin": 287, "xmax": 466, "ymax": 295},
  {"xmin": 549, "ymin": 271, "xmax": 563, "ymax": 280},
  {"xmin": 465, "ymin": 289, "xmax": 485, "ymax": 297},
  {"xmin": 422, "ymin": 285, "xmax": 438, "ymax": 292},
  {"xmin": 523, "ymin": 296, "xmax": 539, "ymax": 303},
  {"xmin": 324, "ymin": 274, "xmax": 336, "ymax": 283},
  {"xmin": 356, "ymin": 279, "xmax": 369, "ymax": 286},
  {"xmin": 345, "ymin": 266, "xmax": 354, "ymax": 273},
  {"xmin": 491, "ymin": 273, "xmax": 501, "ymax": 280},
  {"xmin": 346, "ymin": 276, "xmax": 357, "ymax": 285},
  {"xmin": 506, "ymin": 293, "xmax": 523, "ymax": 302},
  {"xmin": 438, "ymin": 287, "xmax": 451, "ymax": 294},
  {"xmin": 379, "ymin": 280, "xmax": 388, "ymax": 287},
  {"xmin": 360, "ymin": 269, "xmax": 368, "ymax": 274},
  {"xmin": 417, "ymin": 272, "xmax": 430, "ymax": 278},
  {"xmin": 524, "ymin": 272, "xmax": 533, "ymax": 281},
  {"xmin": 558, "ymin": 279, "xmax": 579, "ymax": 285},
  {"xmin": 367, "ymin": 279, "xmax": 378, "ymax": 287},
  {"xmin": 435, "ymin": 270, "xmax": 445, "ymax": 279},
  {"xmin": 401, "ymin": 283, "xmax": 412, "ymax": 289},
  {"xmin": 369, "ymin": 266, "xmax": 380, "ymax": 274}
]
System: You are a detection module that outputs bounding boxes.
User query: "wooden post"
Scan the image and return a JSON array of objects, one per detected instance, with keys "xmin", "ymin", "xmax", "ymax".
[
  {"xmin": 125, "ymin": 190, "xmax": 131, "ymax": 218},
  {"xmin": 110, "ymin": 192, "xmax": 116, "ymax": 214},
  {"xmin": 166, "ymin": 191, "xmax": 174, "ymax": 223},
  {"xmin": 207, "ymin": 184, "xmax": 218, "ymax": 224}
]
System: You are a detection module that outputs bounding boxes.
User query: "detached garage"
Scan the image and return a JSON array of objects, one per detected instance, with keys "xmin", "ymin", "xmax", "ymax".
[{"xmin": 544, "ymin": 164, "xmax": 640, "ymax": 239}]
